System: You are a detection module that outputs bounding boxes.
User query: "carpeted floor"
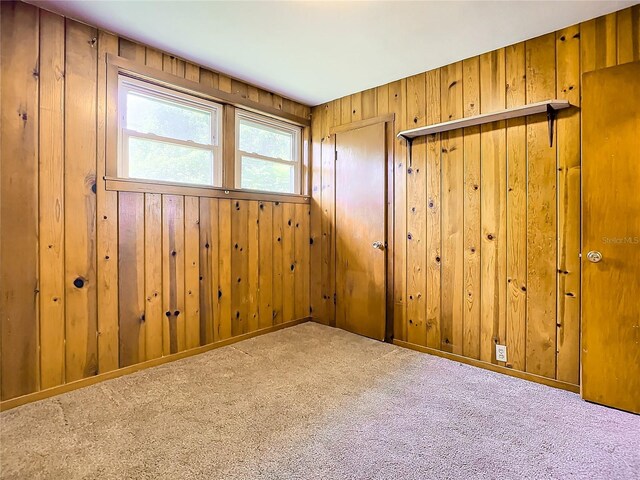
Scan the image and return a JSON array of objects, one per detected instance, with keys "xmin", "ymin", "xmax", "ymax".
[{"xmin": 1, "ymin": 322, "xmax": 638, "ymax": 479}]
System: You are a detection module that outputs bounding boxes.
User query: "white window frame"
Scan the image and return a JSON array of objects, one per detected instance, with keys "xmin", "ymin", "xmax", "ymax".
[
  {"xmin": 118, "ymin": 75, "xmax": 224, "ymax": 187},
  {"xmin": 235, "ymin": 109, "xmax": 302, "ymax": 194}
]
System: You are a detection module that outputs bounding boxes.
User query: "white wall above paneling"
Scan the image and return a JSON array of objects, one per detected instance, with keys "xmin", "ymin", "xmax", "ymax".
[{"xmin": 29, "ymin": 0, "xmax": 637, "ymax": 106}]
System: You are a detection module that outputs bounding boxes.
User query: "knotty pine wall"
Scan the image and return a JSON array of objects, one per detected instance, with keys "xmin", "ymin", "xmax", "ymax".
[
  {"xmin": 0, "ymin": 1, "xmax": 311, "ymax": 403},
  {"xmin": 310, "ymin": 5, "xmax": 640, "ymax": 387}
]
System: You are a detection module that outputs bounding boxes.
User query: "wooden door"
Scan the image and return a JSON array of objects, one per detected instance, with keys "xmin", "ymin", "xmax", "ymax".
[
  {"xmin": 335, "ymin": 122, "xmax": 387, "ymax": 340},
  {"xmin": 582, "ymin": 61, "xmax": 640, "ymax": 414}
]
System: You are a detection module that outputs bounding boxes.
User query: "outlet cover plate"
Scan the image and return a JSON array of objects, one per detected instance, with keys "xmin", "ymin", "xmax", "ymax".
[{"xmin": 496, "ymin": 344, "xmax": 507, "ymax": 362}]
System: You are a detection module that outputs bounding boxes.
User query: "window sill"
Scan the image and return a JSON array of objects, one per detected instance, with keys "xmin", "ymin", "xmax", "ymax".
[{"xmin": 104, "ymin": 176, "xmax": 310, "ymax": 204}]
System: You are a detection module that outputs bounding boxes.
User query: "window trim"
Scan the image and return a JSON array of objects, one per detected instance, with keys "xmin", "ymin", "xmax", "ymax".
[
  {"xmin": 235, "ymin": 110, "xmax": 302, "ymax": 195},
  {"xmin": 118, "ymin": 75, "xmax": 223, "ymax": 187},
  {"xmin": 105, "ymin": 53, "xmax": 310, "ymax": 201}
]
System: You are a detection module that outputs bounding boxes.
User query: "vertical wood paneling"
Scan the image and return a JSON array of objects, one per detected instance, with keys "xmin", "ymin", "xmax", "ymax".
[
  {"xmin": 184, "ymin": 196, "xmax": 201, "ymax": 349},
  {"xmin": 424, "ymin": 71, "xmax": 441, "ymax": 349},
  {"xmin": 5, "ymin": 1, "xmax": 638, "ymax": 405},
  {"xmin": 0, "ymin": 1, "xmax": 40, "ymax": 399},
  {"xmin": 351, "ymin": 91, "xmax": 362, "ymax": 122},
  {"xmin": 163, "ymin": 54, "xmax": 186, "ymax": 78},
  {"xmin": 64, "ymin": 19, "xmax": 99, "ymax": 382},
  {"xmin": 231, "ymin": 201, "xmax": 249, "ymax": 336},
  {"xmin": 581, "ymin": 13, "xmax": 617, "ymax": 73},
  {"xmin": 556, "ymin": 25, "xmax": 581, "ymax": 384},
  {"xmin": 389, "ymin": 80, "xmax": 408, "ymax": 342},
  {"xmin": 320, "ymin": 137, "xmax": 336, "ymax": 326},
  {"xmin": 96, "ymin": 30, "xmax": 120, "ymax": 374},
  {"xmin": 406, "ymin": 73, "xmax": 427, "ymax": 346},
  {"xmin": 310, "ymin": 110, "xmax": 324, "ymax": 323},
  {"xmin": 462, "ymin": 57, "xmax": 481, "ymax": 360},
  {"xmin": 162, "ymin": 195, "xmax": 185, "ymax": 355},
  {"xmin": 294, "ymin": 203, "xmax": 310, "ymax": 320},
  {"xmin": 616, "ymin": 5, "xmax": 640, "ymax": 64},
  {"xmin": 199, "ymin": 198, "xmax": 219, "ymax": 344},
  {"xmin": 39, "ymin": 9, "xmax": 66, "ymax": 389},
  {"xmin": 282, "ymin": 203, "xmax": 296, "ymax": 323},
  {"xmin": 145, "ymin": 47, "xmax": 163, "ymax": 71},
  {"xmin": 362, "ymin": 88, "xmax": 377, "ymax": 119},
  {"xmin": 258, "ymin": 202, "xmax": 274, "ymax": 328},
  {"xmin": 118, "ymin": 192, "xmax": 145, "ymax": 367},
  {"xmin": 247, "ymin": 202, "xmax": 260, "ymax": 332},
  {"xmin": 525, "ymin": 33, "xmax": 557, "ymax": 378},
  {"xmin": 218, "ymin": 199, "xmax": 232, "ymax": 339},
  {"xmin": 479, "ymin": 49, "xmax": 507, "ymax": 364},
  {"xmin": 144, "ymin": 193, "xmax": 163, "ymax": 360},
  {"xmin": 309, "ymin": 6, "xmax": 637, "ymax": 390},
  {"xmin": 440, "ymin": 62, "xmax": 464, "ymax": 354},
  {"xmin": 272, "ymin": 202, "xmax": 284, "ymax": 324},
  {"xmin": 340, "ymin": 96, "xmax": 351, "ymax": 125},
  {"xmin": 0, "ymin": 2, "xmax": 313, "ymax": 404},
  {"xmin": 505, "ymin": 42, "xmax": 528, "ymax": 372}
]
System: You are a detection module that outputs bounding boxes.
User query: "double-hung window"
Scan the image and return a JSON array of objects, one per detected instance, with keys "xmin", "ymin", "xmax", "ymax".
[
  {"xmin": 235, "ymin": 110, "xmax": 302, "ymax": 194},
  {"xmin": 118, "ymin": 75, "xmax": 223, "ymax": 187}
]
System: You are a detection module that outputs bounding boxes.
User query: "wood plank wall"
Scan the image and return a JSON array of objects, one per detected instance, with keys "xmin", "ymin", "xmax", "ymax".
[
  {"xmin": 0, "ymin": 1, "xmax": 311, "ymax": 403},
  {"xmin": 310, "ymin": 5, "xmax": 640, "ymax": 386}
]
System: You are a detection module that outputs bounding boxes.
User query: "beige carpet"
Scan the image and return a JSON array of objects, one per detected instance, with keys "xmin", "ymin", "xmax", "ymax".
[{"xmin": 1, "ymin": 322, "xmax": 638, "ymax": 479}]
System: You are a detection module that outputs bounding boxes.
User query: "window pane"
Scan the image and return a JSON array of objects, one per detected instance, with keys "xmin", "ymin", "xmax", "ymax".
[
  {"xmin": 240, "ymin": 156, "xmax": 294, "ymax": 193},
  {"xmin": 127, "ymin": 137, "xmax": 214, "ymax": 186},
  {"xmin": 239, "ymin": 120, "xmax": 293, "ymax": 160},
  {"xmin": 126, "ymin": 90, "xmax": 213, "ymax": 144}
]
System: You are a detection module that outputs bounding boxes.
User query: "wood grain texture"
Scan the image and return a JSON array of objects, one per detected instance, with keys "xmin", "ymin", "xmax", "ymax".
[
  {"xmin": 218, "ymin": 200, "xmax": 233, "ymax": 339},
  {"xmin": 462, "ymin": 57, "xmax": 481, "ymax": 360},
  {"xmin": 184, "ymin": 196, "xmax": 201, "ymax": 349},
  {"xmin": 39, "ymin": 9, "xmax": 66, "ymax": 389},
  {"xmin": 96, "ymin": 30, "xmax": 120, "ymax": 374},
  {"xmin": 424, "ymin": 71, "xmax": 441, "ymax": 349},
  {"xmin": 320, "ymin": 137, "xmax": 336, "ymax": 326},
  {"xmin": 479, "ymin": 49, "xmax": 507, "ymax": 365},
  {"xmin": 525, "ymin": 34, "xmax": 557, "ymax": 378},
  {"xmin": 258, "ymin": 202, "xmax": 274, "ymax": 329},
  {"xmin": 247, "ymin": 202, "xmax": 260, "ymax": 332},
  {"xmin": 440, "ymin": 62, "xmax": 464, "ymax": 354},
  {"xmin": 582, "ymin": 61, "xmax": 640, "ymax": 414},
  {"xmin": 555, "ymin": 25, "xmax": 581, "ymax": 385},
  {"xmin": 294, "ymin": 203, "xmax": 311, "ymax": 320},
  {"xmin": 230, "ymin": 200, "xmax": 249, "ymax": 337},
  {"xmin": 335, "ymin": 123, "xmax": 387, "ymax": 340},
  {"xmin": 309, "ymin": 108, "xmax": 324, "ymax": 323},
  {"xmin": 1, "ymin": 1, "xmax": 40, "ymax": 399},
  {"xmin": 5, "ymin": 1, "xmax": 639, "ymax": 406},
  {"xmin": 272, "ymin": 202, "xmax": 284, "ymax": 325},
  {"xmin": 64, "ymin": 19, "xmax": 99, "ymax": 382},
  {"xmin": 162, "ymin": 195, "xmax": 185, "ymax": 355},
  {"xmin": 118, "ymin": 192, "xmax": 145, "ymax": 367},
  {"xmin": 144, "ymin": 193, "xmax": 163, "ymax": 360},
  {"xmin": 0, "ymin": 1, "xmax": 312, "ymax": 404},
  {"xmin": 505, "ymin": 42, "xmax": 527, "ymax": 372},
  {"xmin": 199, "ymin": 198, "xmax": 219, "ymax": 344},
  {"xmin": 406, "ymin": 73, "xmax": 427, "ymax": 346},
  {"xmin": 282, "ymin": 203, "xmax": 296, "ymax": 323},
  {"xmin": 309, "ymin": 5, "xmax": 640, "ymax": 388},
  {"xmin": 389, "ymin": 80, "xmax": 407, "ymax": 342}
]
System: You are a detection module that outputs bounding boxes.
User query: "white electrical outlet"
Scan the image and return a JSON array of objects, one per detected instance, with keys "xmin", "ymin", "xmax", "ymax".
[{"xmin": 496, "ymin": 344, "xmax": 508, "ymax": 362}]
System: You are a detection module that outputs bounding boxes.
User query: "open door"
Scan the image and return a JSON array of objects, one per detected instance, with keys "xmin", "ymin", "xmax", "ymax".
[
  {"xmin": 335, "ymin": 122, "xmax": 387, "ymax": 340},
  {"xmin": 582, "ymin": 61, "xmax": 640, "ymax": 414}
]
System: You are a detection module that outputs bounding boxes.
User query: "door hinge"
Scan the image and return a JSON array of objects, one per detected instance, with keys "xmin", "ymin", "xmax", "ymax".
[
  {"xmin": 335, "ymin": 150, "xmax": 338, "ymax": 161},
  {"xmin": 333, "ymin": 293, "xmax": 336, "ymax": 305}
]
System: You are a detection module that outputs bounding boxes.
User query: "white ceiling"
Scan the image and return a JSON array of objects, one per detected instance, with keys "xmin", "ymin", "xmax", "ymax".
[{"xmin": 31, "ymin": 0, "xmax": 637, "ymax": 106}]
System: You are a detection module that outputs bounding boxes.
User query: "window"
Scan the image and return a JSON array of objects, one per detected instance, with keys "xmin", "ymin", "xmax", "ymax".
[
  {"xmin": 118, "ymin": 75, "xmax": 223, "ymax": 187},
  {"xmin": 235, "ymin": 110, "xmax": 302, "ymax": 194}
]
